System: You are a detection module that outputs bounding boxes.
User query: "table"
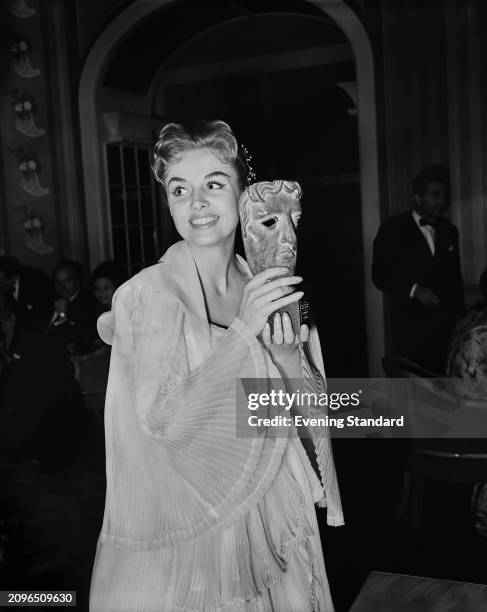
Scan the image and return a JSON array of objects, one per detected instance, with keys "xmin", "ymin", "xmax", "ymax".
[{"xmin": 350, "ymin": 571, "xmax": 487, "ymax": 611}]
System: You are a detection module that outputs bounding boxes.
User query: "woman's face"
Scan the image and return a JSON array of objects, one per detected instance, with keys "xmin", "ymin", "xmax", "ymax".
[
  {"xmin": 165, "ymin": 148, "xmax": 241, "ymax": 248},
  {"xmin": 94, "ymin": 276, "xmax": 115, "ymax": 307}
]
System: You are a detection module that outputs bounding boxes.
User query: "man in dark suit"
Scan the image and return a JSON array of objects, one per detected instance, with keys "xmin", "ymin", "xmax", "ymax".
[
  {"xmin": 0, "ymin": 256, "xmax": 84, "ymax": 466},
  {"xmin": 0, "ymin": 255, "xmax": 55, "ymax": 359},
  {"xmin": 0, "ymin": 257, "xmax": 90, "ymax": 467},
  {"xmin": 48, "ymin": 259, "xmax": 103, "ymax": 355},
  {"xmin": 372, "ymin": 165, "xmax": 465, "ymax": 373}
]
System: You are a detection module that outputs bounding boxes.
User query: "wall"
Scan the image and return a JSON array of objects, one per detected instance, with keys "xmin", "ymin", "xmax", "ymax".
[
  {"xmin": 0, "ymin": 0, "xmax": 88, "ymax": 272},
  {"xmin": 0, "ymin": 0, "xmax": 58, "ymax": 270}
]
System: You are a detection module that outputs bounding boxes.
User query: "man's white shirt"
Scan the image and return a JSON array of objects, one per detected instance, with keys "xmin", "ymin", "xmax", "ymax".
[{"xmin": 409, "ymin": 210, "xmax": 436, "ymax": 298}]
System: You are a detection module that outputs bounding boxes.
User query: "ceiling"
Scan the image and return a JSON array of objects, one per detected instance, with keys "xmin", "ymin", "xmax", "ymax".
[{"xmin": 103, "ymin": 0, "xmax": 348, "ymax": 95}]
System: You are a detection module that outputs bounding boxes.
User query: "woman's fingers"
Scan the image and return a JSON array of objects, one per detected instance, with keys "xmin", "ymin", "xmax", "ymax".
[
  {"xmin": 282, "ymin": 313, "xmax": 294, "ymax": 344},
  {"xmin": 247, "ymin": 267, "xmax": 291, "ymax": 289},
  {"xmin": 263, "ymin": 315, "xmax": 303, "ymax": 345},
  {"xmin": 300, "ymin": 324, "xmax": 309, "ymax": 343},
  {"xmin": 272, "ymin": 313, "xmax": 284, "ymax": 344},
  {"xmin": 269, "ymin": 291, "xmax": 303, "ymax": 314},
  {"xmin": 254, "ymin": 275, "xmax": 302, "ymax": 298},
  {"xmin": 260, "ymin": 280, "xmax": 301, "ymax": 305},
  {"xmin": 262, "ymin": 322, "xmax": 272, "ymax": 346},
  {"xmin": 262, "ymin": 313, "xmax": 308, "ymax": 347},
  {"xmin": 238, "ymin": 267, "xmax": 305, "ymax": 338}
]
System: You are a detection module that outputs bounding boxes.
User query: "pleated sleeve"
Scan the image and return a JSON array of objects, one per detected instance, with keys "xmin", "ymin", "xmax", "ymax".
[{"xmin": 99, "ymin": 282, "xmax": 288, "ymax": 551}]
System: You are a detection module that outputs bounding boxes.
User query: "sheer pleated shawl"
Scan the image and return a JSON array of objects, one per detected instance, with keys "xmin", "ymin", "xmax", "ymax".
[{"xmin": 97, "ymin": 241, "xmax": 342, "ymax": 552}]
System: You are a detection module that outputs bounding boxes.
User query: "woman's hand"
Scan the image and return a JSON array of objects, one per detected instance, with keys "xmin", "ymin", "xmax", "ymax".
[
  {"xmin": 237, "ymin": 267, "xmax": 303, "ymax": 336},
  {"xmin": 262, "ymin": 312, "xmax": 309, "ymax": 347}
]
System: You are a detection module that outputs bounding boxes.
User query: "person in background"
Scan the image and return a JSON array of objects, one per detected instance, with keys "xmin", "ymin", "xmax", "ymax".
[
  {"xmin": 0, "ymin": 255, "xmax": 54, "ymax": 360},
  {"xmin": 446, "ymin": 268, "xmax": 487, "ymax": 538},
  {"xmin": 48, "ymin": 259, "xmax": 103, "ymax": 355},
  {"xmin": 372, "ymin": 165, "xmax": 465, "ymax": 373},
  {"xmin": 91, "ymin": 261, "xmax": 124, "ymax": 311},
  {"xmin": 447, "ymin": 267, "xmax": 487, "ymax": 400},
  {"xmin": 0, "ymin": 257, "xmax": 86, "ymax": 468}
]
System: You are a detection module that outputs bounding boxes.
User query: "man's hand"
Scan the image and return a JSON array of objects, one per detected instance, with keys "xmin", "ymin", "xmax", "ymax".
[{"xmin": 412, "ymin": 284, "xmax": 440, "ymax": 307}]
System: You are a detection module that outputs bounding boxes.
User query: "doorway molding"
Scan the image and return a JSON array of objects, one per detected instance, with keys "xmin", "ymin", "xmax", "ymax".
[{"xmin": 79, "ymin": 0, "xmax": 384, "ymax": 375}]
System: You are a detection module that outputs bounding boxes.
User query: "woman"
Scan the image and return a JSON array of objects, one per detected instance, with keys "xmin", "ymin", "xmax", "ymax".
[
  {"xmin": 91, "ymin": 261, "xmax": 123, "ymax": 311},
  {"xmin": 90, "ymin": 120, "xmax": 343, "ymax": 611}
]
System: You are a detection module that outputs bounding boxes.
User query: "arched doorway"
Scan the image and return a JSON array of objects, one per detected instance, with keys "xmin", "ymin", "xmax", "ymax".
[{"xmin": 79, "ymin": 0, "xmax": 383, "ymax": 375}]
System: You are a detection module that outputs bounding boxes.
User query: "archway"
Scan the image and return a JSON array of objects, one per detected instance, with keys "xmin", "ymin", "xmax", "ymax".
[{"xmin": 78, "ymin": 0, "xmax": 383, "ymax": 375}]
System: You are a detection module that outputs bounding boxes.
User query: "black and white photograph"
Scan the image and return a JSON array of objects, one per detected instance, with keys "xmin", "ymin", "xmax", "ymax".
[{"xmin": 0, "ymin": 0, "xmax": 486, "ymax": 610}]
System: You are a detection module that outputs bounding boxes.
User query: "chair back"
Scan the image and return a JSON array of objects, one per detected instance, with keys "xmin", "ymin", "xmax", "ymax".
[
  {"xmin": 70, "ymin": 346, "xmax": 110, "ymax": 449},
  {"xmin": 382, "ymin": 355, "xmax": 487, "ymax": 480},
  {"xmin": 382, "ymin": 355, "xmax": 440, "ymax": 379},
  {"xmin": 71, "ymin": 345, "xmax": 110, "ymax": 394}
]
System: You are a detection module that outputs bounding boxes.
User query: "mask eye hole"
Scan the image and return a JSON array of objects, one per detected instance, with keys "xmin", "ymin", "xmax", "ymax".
[{"xmin": 262, "ymin": 218, "xmax": 277, "ymax": 228}]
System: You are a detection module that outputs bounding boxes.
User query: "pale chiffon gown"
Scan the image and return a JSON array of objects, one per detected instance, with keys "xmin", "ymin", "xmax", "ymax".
[{"xmin": 90, "ymin": 323, "xmax": 335, "ymax": 611}]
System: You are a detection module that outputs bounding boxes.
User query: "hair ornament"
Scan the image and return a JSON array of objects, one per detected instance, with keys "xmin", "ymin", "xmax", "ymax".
[{"xmin": 240, "ymin": 144, "xmax": 257, "ymax": 185}]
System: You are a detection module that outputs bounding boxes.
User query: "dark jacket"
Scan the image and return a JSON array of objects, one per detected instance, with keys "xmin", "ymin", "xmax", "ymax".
[
  {"xmin": 372, "ymin": 211, "xmax": 465, "ymax": 370},
  {"xmin": 4, "ymin": 267, "xmax": 55, "ymax": 356},
  {"xmin": 48, "ymin": 287, "xmax": 103, "ymax": 355}
]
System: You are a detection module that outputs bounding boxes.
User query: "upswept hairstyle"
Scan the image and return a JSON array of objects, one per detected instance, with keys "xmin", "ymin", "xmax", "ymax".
[
  {"xmin": 152, "ymin": 120, "xmax": 248, "ymax": 191},
  {"xmin": 239, "ymin": 180, "xmax": 302, "ymax": 238}
]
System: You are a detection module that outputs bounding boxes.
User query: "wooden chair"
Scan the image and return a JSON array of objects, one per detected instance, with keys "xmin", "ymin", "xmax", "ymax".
[
  {"xmin": 381, "ymin": 355, "xmax": 440, "ymax": 379},
  {"xmin": 71, "ymin": 345, "xmax": 110, "ymax": 453},
  {"xmin": 382, "ymin": 355, "xmax": 487, "ymax": 533}
]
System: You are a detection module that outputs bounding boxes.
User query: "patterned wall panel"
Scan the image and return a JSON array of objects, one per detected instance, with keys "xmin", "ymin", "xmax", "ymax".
[{"xmin": 0, "ymin": 0, "xmax": 57, "ymax": 268}]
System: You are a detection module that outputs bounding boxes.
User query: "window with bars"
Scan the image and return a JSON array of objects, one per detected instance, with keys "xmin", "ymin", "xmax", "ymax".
[{"xmin": 106, "ymin": 144, "xmax": 160, "ymax": 277}]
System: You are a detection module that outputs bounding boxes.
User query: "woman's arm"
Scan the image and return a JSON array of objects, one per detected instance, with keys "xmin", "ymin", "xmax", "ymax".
[{"xmin": 264, "ymin": 312, "xmax": 308, "ymax": 381}]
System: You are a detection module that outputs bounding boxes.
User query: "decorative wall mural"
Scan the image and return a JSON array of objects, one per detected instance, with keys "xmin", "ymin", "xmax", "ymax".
[
  {"xmin": 8, "ymin": 0, "xmax": 36, "ymax": 18},
  {"xmin": 8, "ymin": 88, "xmax": 45, "ymax": 137},
  {"xmin": 9, "ymin": 37, "xmax": 40, "ymax": 78},
  {"xmin": 16, "ymin": 205, "xmax": 54, "ymax": 254},
  {"xmin": 23, "ymin": 212, "xmax": 54, "ymax": 254},
  {"xmin": 11, "ymin": 147, "xmax": 49, "ymax": 196}
]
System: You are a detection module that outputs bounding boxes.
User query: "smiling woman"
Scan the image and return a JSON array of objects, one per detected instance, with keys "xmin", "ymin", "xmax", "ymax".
[
  {"xmin": 164, "ymin": 148, "xmax": 241, "ymax": 249},
  {"xmin": 90, "ymin": 120, "xmax": 343, "ymax": 612}
]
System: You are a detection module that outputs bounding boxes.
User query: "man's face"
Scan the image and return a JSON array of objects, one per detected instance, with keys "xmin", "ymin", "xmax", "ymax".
[
  {"xmin": 414, "ymin": 181, "xmax": 448, "ymax": 220},
  {"xmin": 242, "ymin": 192, "xmax": 301, "ymax": 274},
  {"xmin": 55, "ymin": 268, "xmax": 79, "ymax": 300}
]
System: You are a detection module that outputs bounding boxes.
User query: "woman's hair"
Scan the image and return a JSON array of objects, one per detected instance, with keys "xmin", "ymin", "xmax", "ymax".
[
  {"xmin": 91, "ymin": 261, "xmax": 124, "ymax": 288},
  {"xmin": 152, "ymin": 120, "xmax": 248, "ymax": 191}
]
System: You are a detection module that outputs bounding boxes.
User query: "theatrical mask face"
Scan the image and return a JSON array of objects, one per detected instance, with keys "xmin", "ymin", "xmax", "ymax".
[{"xmin": 242, "ymin": 191, "xmax": 301, "ymax": 274}]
